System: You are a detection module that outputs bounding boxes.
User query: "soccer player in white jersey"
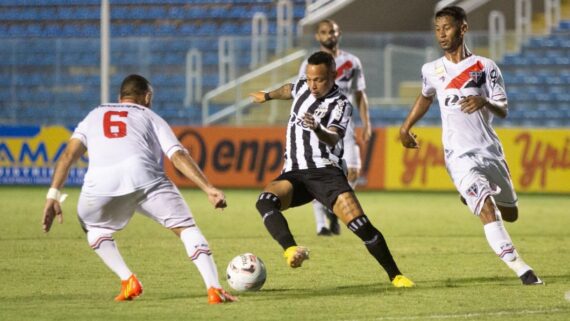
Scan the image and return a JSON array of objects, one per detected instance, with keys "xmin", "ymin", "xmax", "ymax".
[
  {"xmin": 249, "ymin": 52, "xmax": 414, "ymax": 288},
  {"xmin": 399, "ymin": 6, "xmax": 542, "ymax": 285},
  {"xmin": 298, "ymin": 19, "xmax": 371, "ymax": 236},
  {"xmin": 42, "ymin": 74, "xmax": 238, "ymax": 302}
]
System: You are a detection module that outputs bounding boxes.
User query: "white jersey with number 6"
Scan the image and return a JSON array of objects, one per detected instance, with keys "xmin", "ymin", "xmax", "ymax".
[
  {"xmin": 72, "ymin": 103, "xmax": 184, "ymax": 196},
  {"xmin": 421, "ymin": 54, "xmax": 507, "ymax": 160}
]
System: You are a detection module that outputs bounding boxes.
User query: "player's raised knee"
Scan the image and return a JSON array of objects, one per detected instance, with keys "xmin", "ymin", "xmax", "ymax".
[{"xmin": 255, "ymin": 192, "xmax": 281, "ymax": 218}]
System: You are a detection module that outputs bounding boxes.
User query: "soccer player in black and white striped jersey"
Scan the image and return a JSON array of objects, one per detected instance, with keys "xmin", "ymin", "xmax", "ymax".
[
  {"xmin": 249, "ymin": 52, "xmax": 414, "ymax": 288},
  {"xmin": 299, "ymin": 19, "xmax": 371, "ymax": 237}
]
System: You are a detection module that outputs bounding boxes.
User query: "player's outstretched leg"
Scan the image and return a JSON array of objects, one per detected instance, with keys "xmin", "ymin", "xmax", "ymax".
[
  {"xmin": 87, "ymin": 229, "xmax": 143, "ymax": 300},
  {"xmin": 178, "ymin": 226, "xmax": 238, "ymax": 303},
  {"xmin": 347, "ymin": 216, "xmax": 415, "ymax": 288},
  {"xmin": 481, "ymin": 199, "xmax": 543, "ymax": 285}
]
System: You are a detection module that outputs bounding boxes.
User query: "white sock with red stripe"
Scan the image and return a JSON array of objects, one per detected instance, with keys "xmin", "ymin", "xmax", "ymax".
[
  {"xmin": 87, "ymin": 229, "xmax": 132, "ymax": 280},
  {"xmin": 483, "ymin": 221, "xmax": 531, "ymax": 277},
  {"xmin": 180, "ymin": 227, "xmax": 221, "ymax": 289}
]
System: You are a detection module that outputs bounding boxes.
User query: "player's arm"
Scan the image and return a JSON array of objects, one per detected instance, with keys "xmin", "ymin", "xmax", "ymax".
[
  {"xmin": 42, "ymin": 138, "xmax": 87, "ymax": 232},
  {"xmin": 459, "ymin": 96, "xmax": 508, "ymax": 118},
  {"xmin": 399, "ymin": 94, "xmax": 434, "ymax": 149},
  {"xmin": 461, "ymin": 60, "xmax": 508, "ymax": 118},
  {"xmin": 355, "ymin": 90, "xmax": 372, "ymax": 142},
  {"xmin": 249, "ymin": 83, "xmax": 294, "ymax": 103},
  {"xmin": 170, "ymin": 150, "xmax": 227, "ymax": 210},
  {"xmin": 302, "ymin": 113, "xmax": 341, "ymax": 146}
]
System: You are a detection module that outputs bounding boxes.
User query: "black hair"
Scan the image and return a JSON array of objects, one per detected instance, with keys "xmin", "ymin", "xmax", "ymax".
[
  {"xmin": 120, "ymin": 74, "xmax": 151, "ymax": 99},
  {"xmin": 435, "ymin": 6, "xmax": 467, "ymax": 25},
  {"xmin": 307, "ymin": 51, "xmax": 336, "ymax": 71}
]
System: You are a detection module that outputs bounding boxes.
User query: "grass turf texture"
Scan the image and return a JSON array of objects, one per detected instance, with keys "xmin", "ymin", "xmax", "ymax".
[{"xmin": 1, "ymin": 186, "xmax": 569, "ymax": 321}]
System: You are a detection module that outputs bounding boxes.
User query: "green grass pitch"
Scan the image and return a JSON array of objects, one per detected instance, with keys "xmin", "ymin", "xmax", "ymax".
[{"xmin": 1, "ymin": 186, "xmax": 569, "ymax": 321}]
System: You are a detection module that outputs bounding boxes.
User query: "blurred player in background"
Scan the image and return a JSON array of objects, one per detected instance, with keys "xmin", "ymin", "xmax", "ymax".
[
  {"xmin": 399, "ymin": 6, "xmax": 542, "ymax": 285},
  {"xmin": 298, "ymin": 19, "xmax": 371, "ymax": 236},
  {"xmin": 42, "ymin": 74, "xmax": 239, "ymax": 303},
  {"xmin": 250, "ymin": 52, "xmax": 414, "ymax": 288}
]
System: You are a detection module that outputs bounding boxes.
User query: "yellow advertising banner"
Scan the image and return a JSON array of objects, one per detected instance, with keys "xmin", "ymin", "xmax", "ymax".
[
  {"xmin": 383, "ymin": 127, "xmax": 570, "ymax": 193},
  {"xmin": 498, "ymin": 128, "xmax": 570, "ymax": 193},
  {"xmin": 384, "ymin": 127, "xmax": 450, "ymax": 190}
]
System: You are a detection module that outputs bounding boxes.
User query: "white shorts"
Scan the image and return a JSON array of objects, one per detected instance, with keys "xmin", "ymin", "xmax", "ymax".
[
  {"xmin": 343, "ymin": 124, "xmax": 361, "ymax": 169},
  {"xmin": 447, "ymin": 153, "xmax": 518, "ymax": 216},
  {"xmin": 77, "ymin": 178, "xmax": 194, "ymax": 232}
]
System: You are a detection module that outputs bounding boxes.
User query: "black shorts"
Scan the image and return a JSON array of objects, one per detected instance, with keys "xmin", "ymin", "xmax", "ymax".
[{"xmin": 274, "ymin": 167, "xmax": 353, "ymax": 210}]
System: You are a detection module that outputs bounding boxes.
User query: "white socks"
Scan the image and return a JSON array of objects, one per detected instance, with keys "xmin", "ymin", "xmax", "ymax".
[
  {"xmin": 87, "ymin": 229, "xmax": 132, "ymax": 280},
  {"xmin": 180, "ymin": 227, "xmax": 221, "ymax": 289},
  {"xmin": 312, "ymin": 200, "xmax": 328, "ymax": 232},
  {"xmin": 483, "ymin": 221, "xmax": 531, "ymax": 277}
]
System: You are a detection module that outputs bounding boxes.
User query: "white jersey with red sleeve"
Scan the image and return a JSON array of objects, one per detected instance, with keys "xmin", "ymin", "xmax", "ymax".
[
  {"xmin": 421, "ymin": 54, "xmax": 507, "ymax": 159},
  {"xmin": 71, "ymin": 103, "xmax": 184, "ymax": 196}
]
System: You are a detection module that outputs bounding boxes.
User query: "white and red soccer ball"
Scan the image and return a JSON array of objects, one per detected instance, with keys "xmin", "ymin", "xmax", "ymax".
[{"xmin": 226, "ymin": 253, "xmax": 266, "ymax": 292}]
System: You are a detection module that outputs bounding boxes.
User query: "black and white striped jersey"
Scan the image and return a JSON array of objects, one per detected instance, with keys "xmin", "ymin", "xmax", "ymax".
[{"xmin": 282, "ymin": 77, "xmax": 353, "ymax": 173}]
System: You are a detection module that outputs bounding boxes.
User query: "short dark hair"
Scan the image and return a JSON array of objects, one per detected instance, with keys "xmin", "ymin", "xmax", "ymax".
[
  {"xmin": 120, "ymin": 74, "xmax": 151, "ymax": 98},
  {"xmin": 435, "ymin": 6, "xmax": 467, "ymax": 25},
  {"xmin": 307, "ymin": 51, "xmax": 336, "ymax": 71}
]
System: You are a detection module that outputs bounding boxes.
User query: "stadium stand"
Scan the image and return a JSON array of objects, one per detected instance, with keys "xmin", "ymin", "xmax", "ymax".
[
  {"xmin": 0, "ymin": 1, "xmax": 568, "ymax": 128},
  {"xmin": 499, "ymin": 30, "xmax": 570, "ymax": 127},
  {"xmin": 0, "ymin": 1, "xmax": 305, "ymax": 125}
]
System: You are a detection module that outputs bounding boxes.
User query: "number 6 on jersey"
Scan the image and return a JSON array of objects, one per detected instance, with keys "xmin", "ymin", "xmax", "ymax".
[{"xmin": 103, "ymin": 111, "xmax": 128, "ymax": 138}]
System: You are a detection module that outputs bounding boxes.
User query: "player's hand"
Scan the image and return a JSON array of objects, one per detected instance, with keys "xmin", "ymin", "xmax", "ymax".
[
  {"xmin": 249, "ymin": 91, "xmax": 267, "ymax": 104},
  {"xmin": 206, "ymin": 187, "xmax": 227, "ymax": 210},
  {"xmin": 400, "ymin": 130, "xmax": 419, "ymax": 149},
  {"xmin": 302, "ymin": 113, "xmax": 319, "ymax": 130},
  {"xmin": 459, "ymin": 96, "xmax": 486, "ymax": 114},
  {"xmin": 42, "ymin": 199, "xmax": 63, "ymax": 232}
]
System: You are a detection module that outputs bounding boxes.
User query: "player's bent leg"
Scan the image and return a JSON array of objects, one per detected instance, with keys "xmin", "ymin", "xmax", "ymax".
[
  {"xmin": 333, "ymin": 192, "xmax": 413, "ymax": 286},
  {"xmin": 87, "ymin": 228, "xmax": 142, "ymax": 301},
  {"xmin": 172, "ymin": 226, "xmax": 238, "ymax": 303},
  {"xmin": 87, "ymin": 228, "xmax": 133, "ymax": 281},
  {"xmin": 256, "ymin": 181, "xmax": 305, "ymax": 267},
  {"xmin": 174, "ymin": 226, "xmax": 222, "ymax": 288},
  {"xmin": 480, "ymin": 197, "xmax": 542, "ymax": 284},
  {"xmin": 256, "ymin": 191, "xmax": 296, "ymax": 250}
]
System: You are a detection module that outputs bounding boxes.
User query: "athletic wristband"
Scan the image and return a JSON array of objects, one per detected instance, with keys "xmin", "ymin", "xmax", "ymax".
[
  {"xmin": 46, "ymin": 187, "xmax": 68, "ymax": 203},
  {"xmin": 264, "ymin": 92, "xmax": 272, "ymax": 101}
]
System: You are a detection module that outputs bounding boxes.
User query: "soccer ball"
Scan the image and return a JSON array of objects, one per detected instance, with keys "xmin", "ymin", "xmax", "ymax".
[{"xmin": 226, "ymin": 253, "xmax": 266, "ymax": 292}]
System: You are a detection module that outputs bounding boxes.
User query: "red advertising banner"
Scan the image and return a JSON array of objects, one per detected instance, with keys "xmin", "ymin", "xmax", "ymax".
[
  {"xmin": 164, "ymin": 126, "xmax": 388, "ymax": 189},
  {"xmin": 165, "ymin": 127, "xmax": 286, "ymax": 187}
]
